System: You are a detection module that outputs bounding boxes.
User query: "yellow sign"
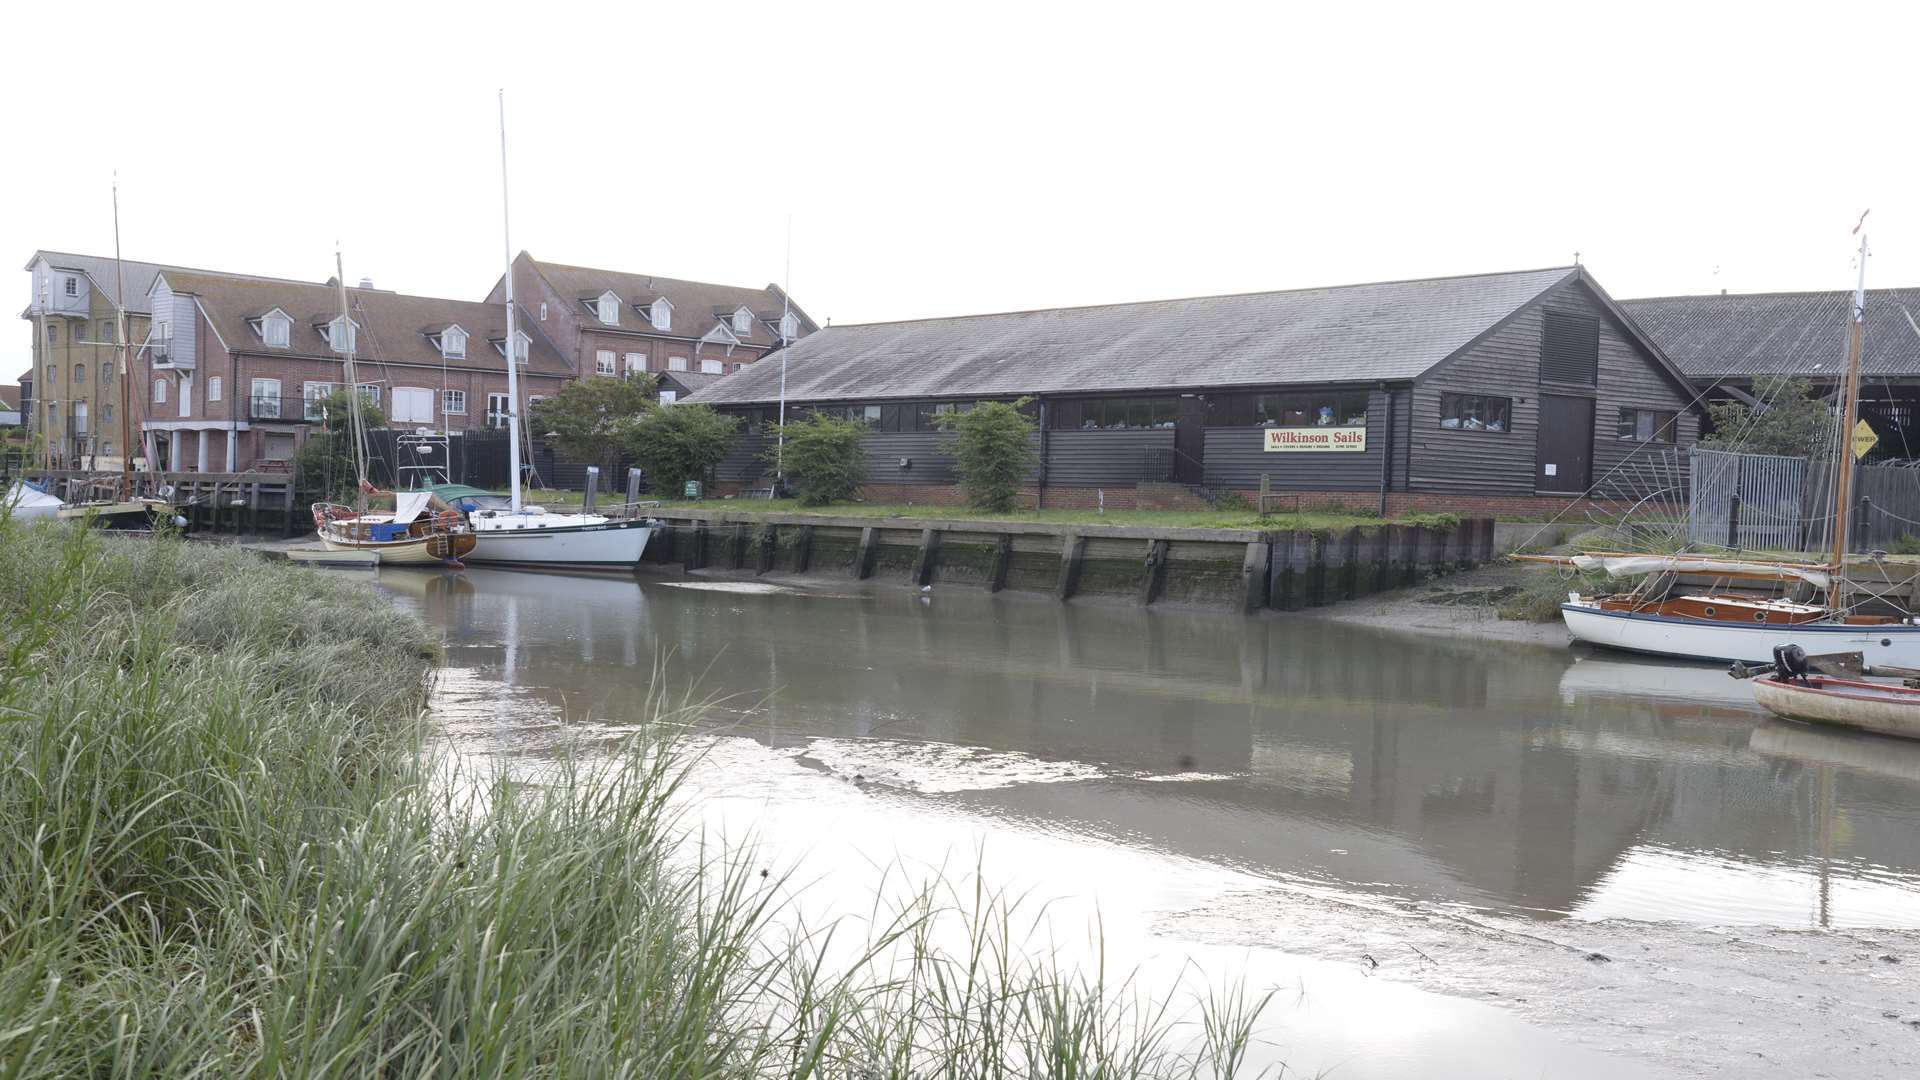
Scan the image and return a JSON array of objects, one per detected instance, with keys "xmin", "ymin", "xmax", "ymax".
[
  {"xmin": 1265, "ymin": 426, "xmax": 1367, "ymax": 453},
  {"xmin": 1853, "ymin": 418, "xmax": 1879, "ymax": 460}
]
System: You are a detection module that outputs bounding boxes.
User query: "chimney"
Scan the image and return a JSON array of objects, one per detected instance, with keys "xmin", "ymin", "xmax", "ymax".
[
  {"xmin": 357, "ymin": 277, "xmax": 374, "ymax": 290},
  {"xmin": 1720, "ymin": 288, "xmax": 1727, "ymax": 296}
]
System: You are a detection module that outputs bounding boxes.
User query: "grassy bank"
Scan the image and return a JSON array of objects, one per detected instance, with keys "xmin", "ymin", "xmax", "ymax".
[{"xmin": 0, "ymin": 517, "xmax": 1265, "ymax": 1076}]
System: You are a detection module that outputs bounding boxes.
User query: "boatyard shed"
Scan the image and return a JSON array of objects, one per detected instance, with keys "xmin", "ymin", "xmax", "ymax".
[{"xmin": 688, "ymin": 266, "xmax": 1703, "ymax": 515}]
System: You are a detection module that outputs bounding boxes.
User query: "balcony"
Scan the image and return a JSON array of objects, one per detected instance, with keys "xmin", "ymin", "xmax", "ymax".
[
  {"xmin": 249, "ymin": 395, "xmax": 299, "ymax": 423},
  {"xmin": 149, "ymin": 341, "xmax": 193, "ymax": 370}
]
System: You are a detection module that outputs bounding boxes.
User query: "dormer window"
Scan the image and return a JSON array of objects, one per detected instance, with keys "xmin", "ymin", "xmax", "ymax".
[
  {"xmin": 327, "ymin": 316, "xmax": 357, "ymax": 354},
  {"xmin": 255, "ymin": 309, "xmax": 292, "ymax": 348},
  {"xmin": 440, "ymin": 326, "xmax": 467, "ymax": 360},
  {"xmin": 732, "ymin": 307, "xmax": 753, "ymax": 335},
  {"xmin": 650, "ymin": 298, "xmax": 672, "ymax": 332},
  {"xmin": 779, "ymin": 312, "xmax": 800, "ymax": 341},
  {"xmin": 596, "ymin": 291, "xmax": 620, "ymax": 326},
  {"xmin": 491, "ymin": 330, "xmax": 532, "ymax": 365}
]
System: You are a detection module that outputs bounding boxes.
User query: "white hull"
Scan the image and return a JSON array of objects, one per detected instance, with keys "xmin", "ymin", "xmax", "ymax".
[
  {"xmin": 465, "ymin": 518, "xmax": 651, "ymax": 568},
  {"xmin": 1752, "ymin": 677, "xmax": 1920, "ymax": 740},
  {"xmin": 1561, "ymin": 602, "xmax": 1920, "ymax": 667}
]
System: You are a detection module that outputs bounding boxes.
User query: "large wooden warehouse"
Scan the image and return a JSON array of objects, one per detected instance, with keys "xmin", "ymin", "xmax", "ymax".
[{"xmin": 687, "ymin": 265, "xmax": 1703, "ymax": 516}]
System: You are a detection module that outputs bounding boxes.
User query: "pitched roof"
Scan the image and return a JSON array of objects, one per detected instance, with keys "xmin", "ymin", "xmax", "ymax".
[
  {"xmin": 0, "ymin": 384, "xmax": 19, "ymax": 410},
  {"xmin": 1621, "ymin": 287, "xmax": 1920, "ymax": 380},
  {"xmin": 155, "ymin": 270, "xmax": 571, "ymax": 377},
  {"xmin": 658, "ymin": 369, "xmax": 727, "ymax": 396},
  {"xmin": 688, "ymin": 266, "xmax": 1582, "ymax": 406},
  {"xmin": 22, "ymin": 250, "xmax": 311, "ymax": 315},
  {"xmin": 524, "ymin": 257, "xmax": 816, "ymax": 349}
]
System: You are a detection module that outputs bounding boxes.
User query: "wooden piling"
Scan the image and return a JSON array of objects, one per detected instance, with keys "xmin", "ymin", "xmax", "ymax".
[
  {"xmin": 730, "ymin": 523, "xmax": 747, "ymax": 569},
  {"xmin": 911, "ymin": 528, "xmax": 941, "ymax": 586},
  {"xmin": 1241, "ymin": 541, "xmax": 1271, "ymax": 614},
  {"xmin": 1139, "ymin": 538, "xmax": 1169, "ymax": 605},
  {"xmin": 794, "ymin": 525, "xmax": 815, "ymax": 573},
  {"xmin": 854, "ymin": 527, "xmax": 878, "ymax": 579},
  {"xmin": 987, "ymin": 534, "xmax": 1013, "ymax": 593},
  {"xmin": 755, "ymin": 525, "xmax": 777, "ymax": 575},
  {"xmin": 690, "ymin": 522, "xmax": 709, "ymax": 569},
  {"xmin": 1054, "ymin": 534, "xmax": 1085, "ymax": 601}
]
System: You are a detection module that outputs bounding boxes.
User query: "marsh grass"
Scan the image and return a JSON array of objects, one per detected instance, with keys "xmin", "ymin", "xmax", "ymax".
[{"xmin": 0, "ymin": 514, "xmax": 1274, "ymax": 1077}]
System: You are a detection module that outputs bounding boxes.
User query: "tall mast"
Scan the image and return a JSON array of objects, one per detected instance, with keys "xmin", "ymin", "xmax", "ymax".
[
  {"xmin": 113, "ymin": 175, "xmax": 133, "ymax": 499},
  {"xmin": 1831, "ymin": 225, "xmax": 1870, "ymax": 577},
  {"xmin": 497, "ymin": 89, "xmax": 523, "ymax": 515},
  {"xmin": 334, "ymin": 250, "xmax": 368, "ymax": 512}
]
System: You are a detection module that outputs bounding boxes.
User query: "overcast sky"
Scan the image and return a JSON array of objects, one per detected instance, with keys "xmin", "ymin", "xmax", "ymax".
[{"xmin": 5, "ymin": 0, "xmax": 1917, "ymax": 379}]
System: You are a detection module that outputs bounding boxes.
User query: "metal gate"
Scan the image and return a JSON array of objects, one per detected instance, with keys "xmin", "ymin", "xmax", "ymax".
[{"xmin": 1687, "ymin": 448, "xmax": 1809, "ymax": 551}]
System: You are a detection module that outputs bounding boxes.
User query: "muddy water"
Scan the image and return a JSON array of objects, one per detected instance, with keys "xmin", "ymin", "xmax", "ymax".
[{"xmin": 378, "ymin": 567, "xmax": 1920, "ymax": 1077}]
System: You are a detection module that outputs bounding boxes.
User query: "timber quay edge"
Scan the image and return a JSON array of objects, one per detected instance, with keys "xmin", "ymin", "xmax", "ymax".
[
  {"xmin": 10, "ymin": 469, "xmax": 311, "ymax": 537},
  {"xmin": 638, "ymin": 508, "xmax": 1499, "ymax": 613}
]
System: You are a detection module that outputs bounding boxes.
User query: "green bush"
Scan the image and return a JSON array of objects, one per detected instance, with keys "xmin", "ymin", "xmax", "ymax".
[
  {"xmin": 625, "ymin": 403, "xmax": 737, "ymax": 496},
  {"xmin": 293, "ymin": 389, "xmax": 386, "ymax": 502},
  {"xmin": 938, "ymin": 400, "xmax": 1038, "ymax": 512},
  {"xmin": 530, "ymin": 375, "xmax": 656, "ymax": 474},
  {"xmin": 1213, "ymin": 489, "xmax": 1255, "ymax": 513},
  {"xmin": 766, "ymin": 414, "xmax": 868, "ymax": 505}
]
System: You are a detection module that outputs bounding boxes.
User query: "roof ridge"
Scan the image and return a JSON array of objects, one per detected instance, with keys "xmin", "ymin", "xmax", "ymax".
[
  {"xmin": 1624, "ymin": 285, "xmax": 1920, "ymax": 303},
  {"xmin": 164, "ymin": 270, "xmax": 523, "ymax": 310},
  {"xmin": 811, "ymin": 265, "xmax": 1579, "ymax": 331},
  {"xmin": 37, "ymin": 251, "xmax": 324, "ymax": 287},
  {"xmin": 530, "ymin": 258, "xmax": 779, "ymax": 294}
]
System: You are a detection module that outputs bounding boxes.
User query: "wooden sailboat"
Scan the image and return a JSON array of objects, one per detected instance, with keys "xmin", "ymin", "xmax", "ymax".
[
  {"xmin": 1750, "ymin": 644, "xmax": 1920, "ymax": 739},
  {"xmin": 1542, "ymin": 226, "xmax": 1920, "ymax": 666},
  {"xmin": 310, "ymin": 252, "xmax": 476, "ymax": 567},
  {"xmin": 450, "ymin": 90, "xmax": 651, "ymax": 571}
]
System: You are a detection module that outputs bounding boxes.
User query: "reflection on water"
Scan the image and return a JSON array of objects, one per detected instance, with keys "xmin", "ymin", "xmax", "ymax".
[{"xmin": 382, "ymin": 568, "xmax": 1920, "ymax": 929}]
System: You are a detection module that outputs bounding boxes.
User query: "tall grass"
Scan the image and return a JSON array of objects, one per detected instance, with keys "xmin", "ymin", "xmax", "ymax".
[{"xmin": 0, "ymin": 516, "xmax": 1271, "ymax": 1077}]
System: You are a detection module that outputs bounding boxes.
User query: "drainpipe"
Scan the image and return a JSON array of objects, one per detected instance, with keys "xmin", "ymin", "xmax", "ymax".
[
  {"xmin": 1036, "ymin": 397, "xmax": 1050, "ymax": 509},
  {"xmin": 1376, "ymin": 383, "xmax": 1395, "ymax": 518}
]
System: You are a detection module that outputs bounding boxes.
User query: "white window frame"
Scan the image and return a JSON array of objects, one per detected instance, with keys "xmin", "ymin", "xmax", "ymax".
[
  {"xmin": 486, "ymin": 392, "xmax": 511, "ymax": 429},
  {"xmin": 659, "ymin": 389, "xmax": 679, "ymax": 405},
  {"xmin": 667, "ymin": 355, "xmax": 688, "ymax": 372},
  {"xmin": 596, "ymin": 349, "xmax": 616, "ymax": 376},
  {"xmin": 779, "ymin": 312, "xmax": 800, "ymax": 341},
  {"xmin": 262, "ymin": 313, "xmax": 291, "ymax": 348},
  {"xmin": 624, "ymin": 352, "xmax": 645, "ymax": 375},
  {"xmin": 442, "ymin": 388, "xmax": 467, "ymax": 415},
  {"xmin": 208, "ymin": 376, "xmax": 222, "ymax": 402},
  {"xmin": 392, "ymin": 386, "xmax": 435, "ymax": 424},
  {"xmin": 650, "ymin": 298, "xmax": 672, "ymax": 331},
  {"xmin": 328, "ymin": 317, "xmax": 356, "ymax": 354},
  {"xmin": 63, "ymin": 276, "xmax": 77, "ymax": 297},
  {"xmin": 178, "ymin": 375, "xmax": 192, "ymax": 418},
  {"xmin": 732, "ymin": 308, "xmax": 752, "ymax": 335},
  {"xmin": 699, "ymin": 357, "xmax": 723, "ymax": 375},
  {"xmin": 442, "ymin": 326, "xmax": 467, "ymax": 359},
  {"xmin": 538, "ymin": 301, "xmax": 548, "ymax": 321},
  {"xmin": 358, "ymin": 384, "xmax": 381, "ymax": 410},
  {"xmin": 301, "ymin": 381, "xmax": 331, "ymax": 420},
  {"xmin": 596, "ymin": 292, "xmax": 619, "ymax": 325},
  {"xmin": 255, "ymin": 378, "xmax": 284, "ymax": 419},
  {"xmin": 74, "ymin": 402, "xmax": 88, "ymax": 434},
  {"xmin": 153, "ymin": 379, "xmax": 168, "ymax": 405}
]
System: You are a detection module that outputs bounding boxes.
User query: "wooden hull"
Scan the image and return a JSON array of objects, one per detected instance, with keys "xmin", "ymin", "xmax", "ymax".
[
  {"xmin": 1561, "ymin": 601, "xmax": 1920, "ymax": 667},
  {"xmin": 317, "ymin": 530, "xmax": 477, "ymax": 565},
  {"xmin": 56, "ymin": 500, "xmax": 182, "ymax": 532},
  {"xmin": 1751, "ymin": 675, "xmax": 1920, "ymax": 740}
]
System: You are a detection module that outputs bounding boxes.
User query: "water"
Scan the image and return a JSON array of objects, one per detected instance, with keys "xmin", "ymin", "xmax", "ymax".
[{"xmin": 377, "ymin": 567, "xmax": 1920, "ymax": 1076}]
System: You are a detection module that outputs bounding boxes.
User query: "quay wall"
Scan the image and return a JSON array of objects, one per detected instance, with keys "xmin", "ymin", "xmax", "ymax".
[{"xmin": 640, "ymin": 509, "xmax": 1500, "ymax": 612}]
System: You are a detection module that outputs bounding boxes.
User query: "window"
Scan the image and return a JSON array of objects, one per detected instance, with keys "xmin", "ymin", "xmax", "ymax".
[
  {"xmin": 74, "ymin": 403, "xmax": 88, "ymax": 434},
  {"xmin": 1617, "ymin": 407, "xmax": 1677, "ymax": 443},
  {"xmin": 1251, "ymin": 391, "xmax": 1369, "ymax": 428},
  {"xmin": 624, "ymin": 352, "xmax": 645, "ymax": 375},
  {"xmin": 779, "ymin": 312, "xmax": 800, "ymax": 341},
  {"xmin": 538, "ymin": 301, "xmax": 548, "ymax": 321},
  {"xmin": 262, "ymin": 313, "xmax": 291, "ymax": 348},
  {"xmin": 732, "ymin": 363, "xmax": 746, "ymax": 374},
  {"xmin": 650, "ymin": 298, "xmax": 671, "ymax": 331},
  {"xmin": 1438, "ymin": 393, "xmax": 1511, "ymax": 433},
  {"xmin": 441, "ymin": 327, "xmax": 467, "ymax": 359},
  {"xmin": 73, "ymin": 363, "xmax": 85, "ymax": 384},
  {"xmin": 392, "ymin": 387, "xmax": 434, "ymax": 424},
  {"xmin": 442, "ymin": 389, "xmax": 467, "ymax": 414},
  {"xmin": 102, "ymin": 404, "xmax": 113, "ymax": 426},
  {"xmin": 46, "ymin": 324, "xmax": 57, "ymax": 345},
  {"xmin": 327, "ymin": 317, "xmax": 356, "ymax": 353},
  {"xmin": 811, "ymin": 405, "xmax": 883, "ymax": 427},
  {"xmin": 208, "ymin": 377, "xmax": 222, "ymax": 402},
  {"xmin": 732, "ymin": 308, "xmax": 752, "ymax": 335},
  {"xmin": 596, "ymin": 349, "xmax": 617, "ymax": 376},
  {"xmin": 63, "ymin": 276, "xmax": 77, "ymax": 297},
  {"xmin": 1541, "ymin": 310, "xmax": 1599, "ymax": 385},
  {"xmin": 486, "ymin": 393, "xmax": 512, "ymax": 429},
  {"xmin": 659, "ymin": 390, "xmax": 679, "ymax": 405},
  {"xmin": 596, "ymin": 292, "xmax": 619, "ymax": 325},
  {"xmin": 358, "ymin": 384, "xmax": 381, "ymax": 409},
  {"xmin": 1057, "ymin": 397, "xmax": 1178, "ymax": 431},
  {"xmin": 700, "ymin": 358, "xmax": 723, "ymax": 375},
  {"xmin": 101, "ymin": 441, "xmax": 113, "ymax": 458},
  {"xmin": 46, "ymin": 364, "xmax": 56, "ymax": 384},
  {"xmin": 296, "ymin": 382, "xmax": 328, "ymax": 420},
  {"xmin": 153, "ymin": 379, "xmax": 167, "ymax": 405},
  {"xmin": 493, "ymin": 331, "xmax": 532, "ymax": 364},
  {"xmin": 255, "ymin": 379, "xmax": 284, "ymax": 419},
  {"xmin": 101, "ymin": 360, "xmax": 112, "ymax": 383},
  {"xmin": 100, "ymin": 319, "xmax": 114, "ymax": 343},
  {"xmin": 667, "ymin": 355, "xmax": 688, "ymax": 372}
]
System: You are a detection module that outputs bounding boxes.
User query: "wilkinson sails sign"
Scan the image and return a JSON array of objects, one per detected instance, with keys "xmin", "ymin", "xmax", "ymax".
[{"xmin": 1264, "ymin": 427, "xmax": 1366, "ymax": 453}]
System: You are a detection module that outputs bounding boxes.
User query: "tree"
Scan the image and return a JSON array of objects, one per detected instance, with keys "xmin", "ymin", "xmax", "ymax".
[
  {"xmin": 1701, "ymin": 376, "xmax": 1833, "ymax": 457},
  {"xmin": 938, "ymin": 399, "xmax": 1038, "ymax": 511},
  {"xmin": 765, "ymin": 414, "xmax": 867, "ymax": 506},
  {"xmin": 295, "ymin": 389, "xmax": 387, "ymax": 502},
  {"xmin": 625, "ymin": 404, "xmax": 737, "ymax": 497},
  {"xmin": 528, "ymin": 376, "xmax": 656, "ymax": 475}
]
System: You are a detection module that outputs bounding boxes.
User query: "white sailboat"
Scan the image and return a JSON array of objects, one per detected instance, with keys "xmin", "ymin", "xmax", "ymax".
[
  {"xmin": 1544, "ymin": 226, "xmax": 1920, "ymax": 665},
  {"xmin": 457, "ymin": 91, "xmax": 652, "ymax": 571}
]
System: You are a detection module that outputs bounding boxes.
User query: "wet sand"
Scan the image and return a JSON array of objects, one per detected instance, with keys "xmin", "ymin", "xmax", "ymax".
[{"xmin": 1312, "ymin": 562, "xmax": 1575, "ymax": 647}]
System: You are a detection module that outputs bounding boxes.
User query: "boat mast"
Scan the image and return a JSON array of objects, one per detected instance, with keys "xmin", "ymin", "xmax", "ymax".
[
  {"xmin": 497, "ymin": 89, "xmax": 523, "ymax": 515},
  {"xmin": 334, "ymin": 250, "xmax": 369, "ymax": 512},
  {"xmin": 1830, "ymin": 225, "xmax": 1870, "ymax": 584},
  {"xmin": 112, "ymin": 176, "xmax": 133, "ymax": 501}
]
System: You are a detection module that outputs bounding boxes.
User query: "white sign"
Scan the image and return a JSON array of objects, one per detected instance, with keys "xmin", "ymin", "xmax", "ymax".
[
  {"xmin": 1264, "ymin": 426, "xmax": 1366, "ymax": 453},
  {"xmin": 1544, "ymin": 463, "xmax": 1558, "ymax": 477}
]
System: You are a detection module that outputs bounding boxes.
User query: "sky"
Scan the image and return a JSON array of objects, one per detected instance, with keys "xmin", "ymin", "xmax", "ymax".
[{"xmin": 5, "ymin": 0, "xmax": 1918, "ymax": 380}]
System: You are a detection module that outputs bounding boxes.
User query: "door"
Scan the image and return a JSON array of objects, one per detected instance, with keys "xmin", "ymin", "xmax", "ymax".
[
  {"xmin": 1535, "ymin": 394, "xmax": 1594, "ymax": 493},
  {"xmin": 1173, "ymin": 395, "xmax": 1207, "ymax": 483}
]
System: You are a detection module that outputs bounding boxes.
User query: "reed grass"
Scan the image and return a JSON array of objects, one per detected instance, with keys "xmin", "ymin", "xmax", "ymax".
[{"xmin": 0, "ymin": 513, "xmax": 1272, "ymax": 1078}]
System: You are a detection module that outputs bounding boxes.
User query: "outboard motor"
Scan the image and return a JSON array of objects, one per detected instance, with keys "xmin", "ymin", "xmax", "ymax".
[{"xmin": 1771, "ymin": 643, "xmax": 1810, "ymax": 683}]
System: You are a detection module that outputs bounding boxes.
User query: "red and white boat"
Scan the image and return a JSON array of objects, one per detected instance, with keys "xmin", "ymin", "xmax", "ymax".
[{"xmin": 1752, "ymin": 671, "xmax": 1920, "ymax": 741}]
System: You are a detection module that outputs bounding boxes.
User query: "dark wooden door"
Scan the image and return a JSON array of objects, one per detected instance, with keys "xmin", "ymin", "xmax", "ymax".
[
  {"xmin": 1535, "ymin": 395, "xmax": 1593, "ymax": 493},
  {"xmin": 1174, "ymin": 396, "xmax": 1207, "ymax": 483}
]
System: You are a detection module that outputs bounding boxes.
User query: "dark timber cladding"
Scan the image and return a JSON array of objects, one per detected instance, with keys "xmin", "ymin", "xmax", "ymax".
[{"xmin": 683, "ymin": 266, "xmax": 1703, "ymax": 505}]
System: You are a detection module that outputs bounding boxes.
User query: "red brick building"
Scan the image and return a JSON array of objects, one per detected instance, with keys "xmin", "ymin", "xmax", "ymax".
[
  {"xmin": 140, "ymin": 269, "xmax": 571, "ymax": 472},
  {"xmin": 485, "ymin": 253, "xmax": 817, "ymax": 384}
]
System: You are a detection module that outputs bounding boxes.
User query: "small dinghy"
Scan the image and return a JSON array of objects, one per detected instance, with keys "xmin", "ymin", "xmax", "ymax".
[{"xmin": 1751, "ymin": 644, "xmax": 1920, "ymax": 741}]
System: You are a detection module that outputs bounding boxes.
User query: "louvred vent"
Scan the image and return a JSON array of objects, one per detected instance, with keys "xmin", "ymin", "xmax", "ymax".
[{"xmin": 1540, "ymin": 310, "xmax": 1599, "ymax": 385}]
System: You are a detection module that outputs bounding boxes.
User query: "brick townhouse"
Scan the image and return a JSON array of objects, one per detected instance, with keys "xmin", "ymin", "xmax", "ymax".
[
  {"xmin": 485, "ymin": 252, "xmax": 817, "ymax": 394},
  {"xmin": 140, "ymin": 269, "xmax": 570, "ymax": 472},
  {"xmin": 20, "ymin": 250, "xmax": 174, "ymax": 465}
]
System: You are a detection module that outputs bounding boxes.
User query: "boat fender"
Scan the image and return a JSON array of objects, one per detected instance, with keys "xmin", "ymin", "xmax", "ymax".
[{"xmin": 1771, "ymin": 643, "xmax": 1811, "ymax": 684}]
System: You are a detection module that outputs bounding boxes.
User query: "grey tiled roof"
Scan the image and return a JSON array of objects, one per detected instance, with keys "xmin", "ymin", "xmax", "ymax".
[
  {"xmin": 23, "ymin": 250, "xmax": 312, "ymax": 314},
  {"xmin": 526, "ymin": 258, "xmax": 816, "ymax": 349},
  {"xmin": 687, "ymin": 266, "xmax": 1579, "ymax": 406},
  {"xmin": 1622, "ymin": 288, "xmax": 1920, "ymax": 380}
]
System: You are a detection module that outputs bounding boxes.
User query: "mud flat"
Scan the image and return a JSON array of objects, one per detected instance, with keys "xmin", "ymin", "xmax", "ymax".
[{"xmin": 1312, "ymin": 562, "xmax": 1575, "ymax": 647}]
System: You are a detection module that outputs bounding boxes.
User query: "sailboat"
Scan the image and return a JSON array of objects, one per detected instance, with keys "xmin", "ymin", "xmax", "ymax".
[
  {"xmin": 450, "ymin": 91, "xmax": 652, "ymax": 571},
  {"xmin": 1538, "ymin": 226, "xmax": 1920, "ymax": 667},
  {"xmin": 311, "ymin": 253, "xmax": 477, "ymax": 567},
  {"xmin": 53, "ymin": 179, "xmax": 185, "ymax": 532}
]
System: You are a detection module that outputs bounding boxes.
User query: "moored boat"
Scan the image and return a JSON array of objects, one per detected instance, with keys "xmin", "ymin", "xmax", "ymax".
[
  {"xmin": 314, "ymin": 491, "xmax": 476, "ymax": 566},
  {"xmin": 424, "ymin": 484, "xmax": 651, "ymax": 569},
  {"xmin": 1752, "ymin": 665, "xmax": 1920, "ymax": 741}
]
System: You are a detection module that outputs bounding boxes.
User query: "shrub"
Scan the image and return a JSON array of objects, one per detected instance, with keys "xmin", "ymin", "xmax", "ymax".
[
  {"xmin": 1497, "ymin": 567, "xmax": 1611, "ymax": 621},
  {"xmin": 625, "ymin": 403, "xmax": 737, "ymax": 496},
  {"xmin": 294, "ymin": 389, "xmax": 386, "ymax": 502},
  {"xmin": 1213, "ymin": 489, "xmax": 1255, "ymax": 513},
  {"xmin": 766, "ymin": 414, "xmax": 867, "ymax": 505},
  {"xmin": 530, "ymin": 375, "xmax": 656, "ymax": 474},
  {"xmin": 938, "ymin": 400, "xmax": 1038, "ymax": 512}
]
